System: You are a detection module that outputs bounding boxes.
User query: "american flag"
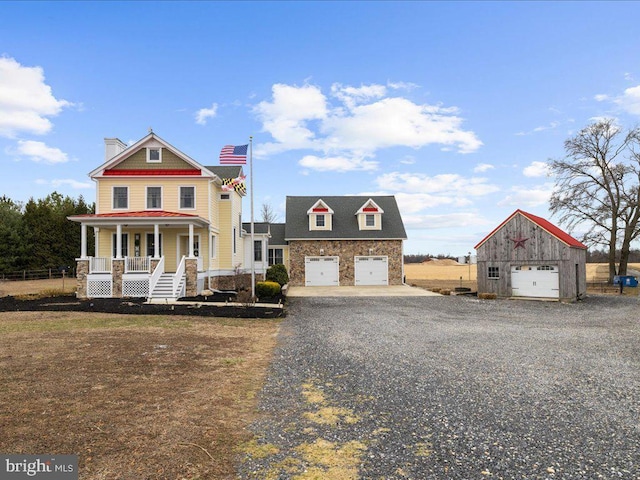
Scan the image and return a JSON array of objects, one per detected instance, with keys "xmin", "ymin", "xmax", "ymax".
[{"xmin": 219, "ymin": 144, "xmax": 248, "ymax": 164}]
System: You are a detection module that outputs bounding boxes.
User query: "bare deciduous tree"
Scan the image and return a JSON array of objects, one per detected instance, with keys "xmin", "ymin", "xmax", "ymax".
[
  {"xmin": 260, "ymin": 202, "xmax": 278, "ymax": 223},
  {"xmin": 549, "ymin": 119, "xmax": 640, "ymax": 282}
]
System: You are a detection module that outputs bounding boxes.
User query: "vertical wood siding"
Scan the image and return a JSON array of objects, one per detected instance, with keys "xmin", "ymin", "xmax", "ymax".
[{"xmin": 477, "ymin": 213, "xmax": 586, "ymax": 301}]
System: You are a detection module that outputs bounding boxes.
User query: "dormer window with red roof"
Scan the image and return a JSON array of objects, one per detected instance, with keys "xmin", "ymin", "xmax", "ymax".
[
  {"xmin": 307, "ymin": 199, "xmax": 334, "ymax": 231},
  {"xmin": 357, "ymin": 199, "xmax": 383, "ymax": 231}
]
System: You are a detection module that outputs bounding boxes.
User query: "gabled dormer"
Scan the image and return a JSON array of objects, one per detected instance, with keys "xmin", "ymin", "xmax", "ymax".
[
  {"xmin": 356, "ymin": 199, "xmax": 384, "ymax": 231},
  {"xmin": 307, "ymin": 199, "xmax": 334, "ymax": 231}
]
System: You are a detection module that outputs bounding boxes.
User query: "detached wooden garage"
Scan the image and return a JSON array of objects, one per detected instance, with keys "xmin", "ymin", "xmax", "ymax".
[{"xmin": 475, "ymin": 209, "xmax": 587, "ymax": 302}]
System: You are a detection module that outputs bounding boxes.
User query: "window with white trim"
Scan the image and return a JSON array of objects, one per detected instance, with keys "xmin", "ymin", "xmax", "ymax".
[
  {"xmin": 316, "ymin": 215, "xmax": 325, "ymax": 227},
  {"xmin": 210, "ymin": 234, "xmax": 217, "ymax": 258},
  {"xmin": 146, "ymin": 186, "xmax": 162, "ymax": 209},
  {"xmin": 268, "ymin": 248, "xmax": 283, "ymax": 265},
  {"xmin": 180, "ymin": 186, "xmax": 195, "ymax": 209},
  {"xmin": 113, "ymin": 186, "xmax": 128, "ymax": 209},
  {"xmin": 147, "ymin": 148, "xmax": 161, "ymax": 163},
  {"xmin": 233, "ymin": 227, "xmax": 237, "ymax": 254},
  {"xmin": 365, "ymin": 214, "xmax": 375, "ymax": 227},
  {"xmin": 254, "ymin": 240, "xmax": 262, "ymax": 262}
]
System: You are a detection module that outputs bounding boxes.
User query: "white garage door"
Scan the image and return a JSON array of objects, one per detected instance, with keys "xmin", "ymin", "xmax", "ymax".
[
  {"xmin": 511, "ymin": 265, "xmax": 559, "ymax": 298},
  {"xmin": 305, "ymin": 256, "xmax": 339, "ymax": 286},
  {"xmin": 355, "ymin": 256, "xmax": 388, "ymax": 286}
]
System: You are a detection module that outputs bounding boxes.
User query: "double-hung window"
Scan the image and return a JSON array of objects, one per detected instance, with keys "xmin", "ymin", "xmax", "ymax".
[
  {"xmin": 254, "ymin": 240, "xmax": 262, "ymax": 262},
  {"xmin": 268, "ymin": 248, "xmax": 283, "ymax": 265},
  {"xmin": 365, "ymin": 214, "xmax": 375, "ymax": 227},
  {"xmin": 180, "ymin": 186, "xmax": 195, "ymax": 209},
  {"xmin": 316, "ymin": 215, "xmax": 325, "ymax": 227},
  {"xmin": 146, "ymin": 187, "xmax": 162, "ymax": 209},
  {"xmin": 113, "ymin": 186, "xmax": 128, "ymax": 209}
]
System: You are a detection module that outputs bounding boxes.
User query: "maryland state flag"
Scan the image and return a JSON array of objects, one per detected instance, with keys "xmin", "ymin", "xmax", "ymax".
[{"xmin": 221, "ymin": 174, "xmax": 247, "ymax": 195}]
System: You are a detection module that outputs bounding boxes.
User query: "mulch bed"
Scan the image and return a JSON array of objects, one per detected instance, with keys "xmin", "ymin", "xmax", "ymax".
[{"xmin": 0, "ymin": 293, "xmax": 286, "ymax": 318}]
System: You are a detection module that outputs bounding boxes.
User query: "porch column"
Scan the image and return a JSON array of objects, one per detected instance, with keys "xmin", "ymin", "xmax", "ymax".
[
  {"xmin": 188, "ymin": 223, "xmax": 195, "ymax": 258},
  {"xmin": 80, "ymin": 223, "xmax": 87, "ymax": 259},
  {"xmin": 116, "ymin": 224, "xmax": 122, "ymax": 259},
  {"xmin": 94, "ymin": 227, "xmax": 100, "ymax": 256},
  {"xmin": 154, "ymin": 223, "xmax": 160, "ymax": 259}
]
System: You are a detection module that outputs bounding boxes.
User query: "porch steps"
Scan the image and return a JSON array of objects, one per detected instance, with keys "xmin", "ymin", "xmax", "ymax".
[{"xmin": 149, "ymin": 273, "xmax": 185, "ymax": 302}]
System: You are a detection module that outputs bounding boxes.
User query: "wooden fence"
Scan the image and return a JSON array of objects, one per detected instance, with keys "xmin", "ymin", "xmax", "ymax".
[{"xmin": 0, "ymin": 267, "xmax": 76, "ymax": 281}]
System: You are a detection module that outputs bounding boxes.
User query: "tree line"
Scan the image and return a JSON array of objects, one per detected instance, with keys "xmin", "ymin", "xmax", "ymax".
[{"xmin": 0, "ymin": 192, "xmax": 94, "ymax": 274}]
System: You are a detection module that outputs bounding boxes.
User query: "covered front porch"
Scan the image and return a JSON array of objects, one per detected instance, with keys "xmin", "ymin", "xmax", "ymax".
[{"xmin": 69, "ymin": 211, "xmax": 210, "ymax": 300}]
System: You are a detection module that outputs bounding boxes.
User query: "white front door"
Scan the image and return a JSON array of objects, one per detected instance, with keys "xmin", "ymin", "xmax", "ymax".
[
  {"xmin": 511, "ymin": 265, "xmax": 559, "ymax": 298},
  {"xmin": 305, "ymin": 256, "xmax": 339, "ymax": 286},
  {"xmin": 355, "ymin": 256, "xmax": 388, "ymax": 285}
]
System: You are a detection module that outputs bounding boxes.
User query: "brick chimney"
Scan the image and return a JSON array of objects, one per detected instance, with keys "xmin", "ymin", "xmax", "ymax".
[{"xmin": 104, "ymin": 138, "xmax": 127, "ymax": 162}]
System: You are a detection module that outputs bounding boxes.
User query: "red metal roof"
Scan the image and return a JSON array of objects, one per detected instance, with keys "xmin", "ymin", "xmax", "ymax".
[
  {"xmin": 474, "ymin": 209, "xmax": 587, "ymax": 250},
  {"xmin": 103, "ymin": 169, "xmax": 201, "ymax": 176},
  {"xmin": 72, "ymin": 210, "xmax": 200, "ymax": 219}
]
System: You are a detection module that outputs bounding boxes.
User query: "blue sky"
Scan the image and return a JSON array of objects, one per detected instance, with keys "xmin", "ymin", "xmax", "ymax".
[{"xmin": 2, "ymin": 1, "xmax": 640, "ymax": 255}]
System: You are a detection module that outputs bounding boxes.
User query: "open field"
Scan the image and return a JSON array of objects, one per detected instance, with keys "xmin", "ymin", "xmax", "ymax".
[{"xmin": 0, "ymin": 312, "xmax": 279, "ymax": 479}]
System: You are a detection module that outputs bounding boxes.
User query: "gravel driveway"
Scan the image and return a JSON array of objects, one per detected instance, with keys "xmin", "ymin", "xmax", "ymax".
[{"xmin": 238, "ymin": 295, "xmax": 640, "ymax": 479}]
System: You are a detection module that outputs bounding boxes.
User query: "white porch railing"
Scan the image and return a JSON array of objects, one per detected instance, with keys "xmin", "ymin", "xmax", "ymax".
[
  {"xmin": 125, "ymin": 256, "xmax": 151, "ymax": 273},
  {"xmin": 89, "ymin": 257, "xmax": 111, "ymax": 273},
  {"xmin": 174, "ymin": 255, "xmax": 186, "ymax": 296},
  {"xmin": 149, "ymin": 256, "xmax": 165, "ymax": 296}
]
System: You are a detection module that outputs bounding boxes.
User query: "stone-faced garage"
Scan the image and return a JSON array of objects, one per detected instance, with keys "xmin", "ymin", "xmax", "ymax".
[{"xmin": 284, "ymin": 196, "xmax": 407, "ymax": 287}]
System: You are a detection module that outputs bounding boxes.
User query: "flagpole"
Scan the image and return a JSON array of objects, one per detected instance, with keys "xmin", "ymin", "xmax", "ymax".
[{"xmin": 250, "ymin": 136, "xmax": 255, "ymax": 300}]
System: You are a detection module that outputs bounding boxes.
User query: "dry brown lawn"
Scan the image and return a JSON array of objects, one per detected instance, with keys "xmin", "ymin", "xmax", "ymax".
[
  {"xmin": 0, "ymin": 311, "xmax": 279, "ymax": 479},
  {"xmin": 0, "ymin": 277, "xmax": 76, "ymax": 297}
]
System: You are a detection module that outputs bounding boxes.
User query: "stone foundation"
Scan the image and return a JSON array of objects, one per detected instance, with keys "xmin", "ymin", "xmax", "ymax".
[
  {"xmin": 76, "ymin": 259, "xmax": 89, "ymax": 298},
  {"xmin": 112, "ymin": 259, "xmax": 124, "ymax": 297},
  {"xmin": 288, "ymin": 240, "xmax": 404, "ymax": 286},
  {"xmin": 185, "ymin": 258, "xmax": 197, "ymax": 297}
]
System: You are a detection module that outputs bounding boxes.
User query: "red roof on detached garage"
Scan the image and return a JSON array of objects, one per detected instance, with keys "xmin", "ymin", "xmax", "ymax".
[{"xmin": 474, "ymin": 209, "xmax": 587, "ymax": 250}]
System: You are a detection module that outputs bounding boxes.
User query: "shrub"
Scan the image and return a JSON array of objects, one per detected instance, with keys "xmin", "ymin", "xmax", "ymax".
[
  {"xmin": 266, "ymin": 264, "xmax": 289, "ymax": 286},
  {"xmin": 478, "ymin": 292, "xmax": 497, "ymax": 300},
  {"xmin": 440, "ymin": 289, "xmax": 451, "ymax": 296},
  {"xmin": 256, "ymin": 281, "xmax": 281, "ymax": 298}
]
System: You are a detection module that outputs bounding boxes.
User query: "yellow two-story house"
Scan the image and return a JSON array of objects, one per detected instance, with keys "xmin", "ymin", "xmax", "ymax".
[{"xmin": 69, "ymin": 131, "xmax": 265, "ymax": 300}]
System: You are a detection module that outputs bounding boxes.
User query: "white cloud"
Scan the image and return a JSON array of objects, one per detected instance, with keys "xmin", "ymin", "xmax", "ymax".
[
  {"xmin": 515, "ymin": 121, "xmax": 560, "ymax": 136},
  {"xmin": 375, "ymin": 171, "xmax": 499, "ymax": 197},
  {"xmin": 253, "ymin": 82, "xmax": 482, "ymax": 166},
  {"xmin": 498, "ymin": 183, "xmax": 554, "ymax": 207},
  {"xmin": 254, "ymin": 83, "xmax": 327, "ymax": 148},
  {"xmin": 299, "ymin": 154, "xmax": 378, "ymax": 172},
  {"xmin": 595, "ymin": 85, "xmax": 640, "ymax": 116},
  {"xmin": 0, "ymin": 57, "xmax": 71, "ymax": 138},
  {"xmin": 195, "ymin": 103, "xmax": 218, "ymax": 125},
  {"xmin": 474, "ymin": 163, "xmax": 494, "ymax": 173},
  {"xmin": 11, "ymin": 140, "xmax": 69, "ymax": 164},
  {"xmin": 523, "ymin": 161, "xmax": 550, "ymax": 178},
  {"xmin": 35, "ymin": 178, "xmax": 92, "ymax": 189},
  {"xmin": 401, "ymin": 212, "xmax": 491, "ymax": 230},
  {"xmin": 331, "ymin": 83, "xmax": 387, "ymax": 109}
]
